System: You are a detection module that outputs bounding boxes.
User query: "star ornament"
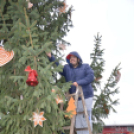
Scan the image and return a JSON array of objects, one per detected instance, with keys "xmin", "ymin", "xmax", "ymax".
[
  {"xmin": 115, "ymin": 70, "xmax": 121, "ymax": 83},
  {"xmin": 52, "ymin": 89, "xmax": 63, "ymax": 104},
  {"xmin": 59, "ymin": 44, "xmax": 66, "ymax": 50},
  {"xmin": 59, "ymin": 2, "xmax": 68, "ymax": 13},
  {"xmin": 26, "ymin": 0, "xmax": 33, "ymax": 9},
  {"xmin": 56, "ymin": 95, "xmax": 63, "ymax": 104},
  {"xmin": 28, "ymin": 2, "xmax": 33, "ymax": 9},
  {"xmin": 29, "ymin": 110, "xmax": 46, "ymax": 127}
]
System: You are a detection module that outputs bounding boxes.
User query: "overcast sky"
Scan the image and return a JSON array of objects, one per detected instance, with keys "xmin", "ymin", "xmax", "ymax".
[{"xmin": 63, "ymin": 0, "xmax": 134, "ymax": 125}]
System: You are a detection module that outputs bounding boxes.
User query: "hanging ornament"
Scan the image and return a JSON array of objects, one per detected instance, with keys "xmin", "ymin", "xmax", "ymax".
[
  {"xmin": 59, "ymin": 44, "xmax": 66, "ymax": 50},
  {"xmin": 115, "ymin": 70, "xmax": 121, "ymax": 83},
  {"xmin": 56, "ymin": 95, "xmax": 63, "ymax": 104},
  {"xmin": 103, "ymin": 103, "xmax": 109, "ymax": 114},
  {"xmin": 65, "ymin": 97, "xmax": 76, "ymax": 118},
  {"xmin": 26, "ymin": 0, "xmax": 33, "ymax": 9},
  {"xmin": 20, "ymin": 95, "xmax": 23, "ymax": 100},
  {"xmin": 95, "ymin": 75, "xmax": 102, "ymax": 82},
  {"xmin": 59, "ymin": 1, "xmax": 68, "ymax": 13},
  {"xmin": 19, "ymin": 95, "xmax": 23, "ymax": 113},
  {"xmin": 52, "ymin": 89, "xmax": 63, "ymax": 104},
  {"xmin": 0, "ymin": 40, "xmax": 14, "ymax": 67},
  {"xmin": 25, "ymin": 66, "xmax": 38, "ymax": 86},
  {"xmin": 29, "ymin": 109, "xmax": 46, "ymax": 127},
  {"xmin": 104, "ymin": 108, "xmax": 109, "ymax": 114}
]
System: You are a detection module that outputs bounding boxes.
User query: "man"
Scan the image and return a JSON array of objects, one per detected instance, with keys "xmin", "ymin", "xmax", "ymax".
[{"xmin": 46, "ymin": 51, "xmax": 94, "ymax": 133}]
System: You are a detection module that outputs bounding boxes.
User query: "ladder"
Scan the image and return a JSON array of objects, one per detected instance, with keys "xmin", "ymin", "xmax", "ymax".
[{"xmin": 62, "ymin": 86, "xmax": 92, "ymax": 134}]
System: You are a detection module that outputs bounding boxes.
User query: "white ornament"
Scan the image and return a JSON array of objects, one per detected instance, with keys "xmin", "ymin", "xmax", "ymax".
[
  {"xmin": 29, "ymin": 110, "xmax": 46, "ymax": 127},
  {"xmin": 26, "ymin": 0, "xmax": 33, "ymax": 9}
]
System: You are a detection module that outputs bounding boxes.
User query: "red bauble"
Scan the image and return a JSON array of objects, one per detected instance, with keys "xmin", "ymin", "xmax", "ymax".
[{"xmin": 25, "ymin": 66, "xmax": 38, "ymax": 87}]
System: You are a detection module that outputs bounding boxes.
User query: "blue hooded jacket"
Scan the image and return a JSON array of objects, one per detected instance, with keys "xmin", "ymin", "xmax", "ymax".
[{"xmin": 49, "ymin": 51, "xmax": 94, "ymax": 99}]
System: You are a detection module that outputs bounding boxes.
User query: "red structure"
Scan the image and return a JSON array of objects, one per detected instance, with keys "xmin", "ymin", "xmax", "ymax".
[{"xmin": 102, "ymin": 124, "xmax": 134, "ymax": 134}]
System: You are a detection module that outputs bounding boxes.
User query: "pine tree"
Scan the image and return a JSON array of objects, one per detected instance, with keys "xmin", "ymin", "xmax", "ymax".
[
  {"xmin": 90, "ymin": 33, "xmax": 121, "ymax": 133},
  {"xmin": 0, "ymin": 1, "xmax": 121, "ymax": 133},
  {"xmin": 0, "ymin": 0, "xmax": 72, "ymax": 134}
]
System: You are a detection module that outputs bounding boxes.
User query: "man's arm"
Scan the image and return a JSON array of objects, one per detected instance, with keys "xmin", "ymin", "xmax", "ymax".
[
  {"xmin": 76, "ymin": 64, "xmax": 94, "ymax": 86},
  {"xmin": 46, "ymin": 52, "xmax": 59, "ymax": 66},
  {"xmin": 46, "ymin": 52, "xmax": 51, "ymax": 58},
  {"xmin": 46, "ymin": 52, "xmax": 65, "ymax": 76}
]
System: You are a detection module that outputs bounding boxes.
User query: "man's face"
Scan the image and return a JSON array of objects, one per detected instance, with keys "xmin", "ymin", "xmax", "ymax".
[{"xmin": 70, "ymin": 55, "xmax": 78, "ymax": 66}]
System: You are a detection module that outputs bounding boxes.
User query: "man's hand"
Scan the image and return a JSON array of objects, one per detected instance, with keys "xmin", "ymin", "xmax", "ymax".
[
  {"xmin": 73, "ymin": 82, "xmax": 78, "ymax": 87},
  {"xmin": 46, "ymin": 52, "xmax": 51, "ymax": 58}
]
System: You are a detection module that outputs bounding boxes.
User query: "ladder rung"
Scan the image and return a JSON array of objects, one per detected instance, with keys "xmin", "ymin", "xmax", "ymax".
[
  {"xmin": 67, "ymin": 93, "xmax": 76, "ymax": 96},
  {"xmin": 62, "ymin": 126, "xmax": 70, "ymax": 130},
  {"xmin": 63, "ymin": 126, "xmax": 89, "ymax": 131},
  {"xmin": 78, "ymin": 94, "xmax": 82, "ymax": 97},
  {"xmin": 66, "ymin": 93, "xmax": 82, "ymax": 97},
  {"xmin": 75, "ymin": 127, "xmax": 88, "ymax": 131},
  {"xmin": 77, "ymin": 111, "xmax": 84, "ymax": 114}
]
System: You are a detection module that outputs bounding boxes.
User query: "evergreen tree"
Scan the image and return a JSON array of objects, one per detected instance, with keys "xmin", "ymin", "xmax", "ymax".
[
  {"xmin": 0, "ymin": 0, "xmax": 121, "ymax": 133},
  {"xmin": 90, "ymin": 33, "xmax": 121, "ymax": 133},
  {"xmin": 0, "ymin": 0, "xmax": 72, "ymax": 134},
  {"xmin": 62, "ymin": 33, "xmax": 121, "ymax": 134}
]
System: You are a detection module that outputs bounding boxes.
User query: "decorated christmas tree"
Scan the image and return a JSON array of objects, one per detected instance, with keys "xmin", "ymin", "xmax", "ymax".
[
  {"xmin": 90, "ymin": 33, "xmax": 121, "ymax": 133},
  {"xmin": 0, "ymin": 0, "xmax": 72, "ymax": 133},
  {"xmin": 0, "ymin": 0, "xmax": 121, "ymax": 133}
]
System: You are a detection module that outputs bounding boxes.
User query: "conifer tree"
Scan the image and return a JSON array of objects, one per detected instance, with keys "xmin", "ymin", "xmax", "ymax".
[
  {"xmin": 62, "ymin": 34, "xmax": 121, "ymax": 134},
  {"xmin": 0, "ymin": 1, "xmax": 121, "ymax": 133},
  {"xmin": 90, "ymin": 33, "xmax": 121, "ymax": 133},
  {"xmin": 0, "ymin": 0, "xmax": 72, "ymax": 134}
]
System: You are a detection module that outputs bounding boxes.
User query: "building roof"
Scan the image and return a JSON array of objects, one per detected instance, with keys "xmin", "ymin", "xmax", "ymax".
[{"xmin": 104, "ymin": 124, "xmax": 134, "ymax": 127}]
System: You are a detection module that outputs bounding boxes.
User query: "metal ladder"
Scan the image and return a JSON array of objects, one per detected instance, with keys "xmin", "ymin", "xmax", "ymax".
[{"xmin": 62, "ymin": 86, "xmax": 92, "ymax": 134}]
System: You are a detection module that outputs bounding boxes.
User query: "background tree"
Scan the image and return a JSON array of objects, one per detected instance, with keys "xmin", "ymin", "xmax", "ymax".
[
  {"xmin": 0, "ymin": 0, "xmax": 73, "ymax": 134},
  {"xmin": 62, "ymin": 33, "xmax": 121, "ymax": 134},
  {"xmin": 90, "ymin": 33, "xmax": 121, "ymax": 133}
]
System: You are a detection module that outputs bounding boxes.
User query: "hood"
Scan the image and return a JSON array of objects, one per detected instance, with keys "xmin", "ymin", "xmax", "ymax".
[{"xmin": 66, "ymin": 51, "xmax": 83, "ymax": 64}]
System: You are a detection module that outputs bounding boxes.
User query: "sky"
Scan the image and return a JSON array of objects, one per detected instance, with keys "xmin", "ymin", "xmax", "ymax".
[{"xmin": 62, "ymin": 0, "xmax": 134, "ymax": 125}]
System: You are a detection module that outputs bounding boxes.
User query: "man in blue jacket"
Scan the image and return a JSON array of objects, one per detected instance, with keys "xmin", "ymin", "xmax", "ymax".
[{"xmin": 46, "ymin": 51, "xmax": 94, "ymax": 133}]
